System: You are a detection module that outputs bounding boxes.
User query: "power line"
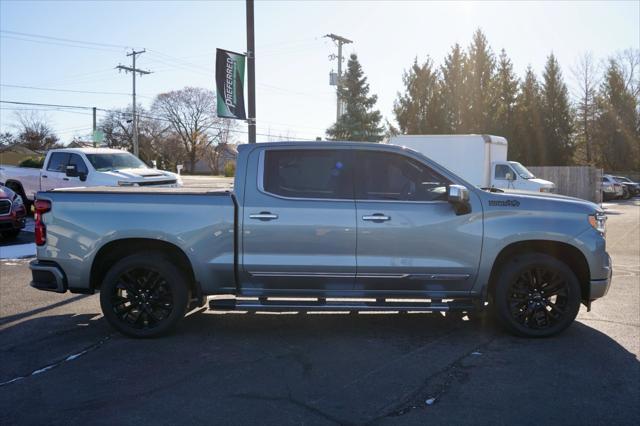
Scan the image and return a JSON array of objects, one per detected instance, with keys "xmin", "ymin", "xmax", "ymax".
[
  {"xmin": 0, "ymin": 100, "xmax": 317, "ymax": 141},
  {"xmin": 0, "ymin": 34, "xmax": 125, "ymax": 53},
  {"xmin": 0, "ymin": 84, "xmax": 151, "ymax": 97},
  {"xmin": 0, "ymin": 30, "xmax": 130, "ymax": 49}
]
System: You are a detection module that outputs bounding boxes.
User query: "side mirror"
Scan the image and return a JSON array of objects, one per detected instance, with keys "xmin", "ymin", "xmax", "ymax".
[
  {"xmin": 505, "ymin": 172, "xmax": 515, "ymax": 181},
  {"xmin": 65, "ymin": 164, "xmax": 79, "ymax": 177},
  {"xmin": 448, "ymin": 184, "xmax": 471, "ymax": 215}
]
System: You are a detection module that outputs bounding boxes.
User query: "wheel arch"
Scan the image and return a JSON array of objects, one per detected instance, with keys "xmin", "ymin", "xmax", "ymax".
[
  {"xmin": 488, "ymin": 240, "xmax": 591, "ymax": 304},
  {"xmin": 90, "ymin": 238, "xmax": 201, "ymax": 304},
  {"xmin": 4, "ymin": 179, "xmax": 26, "ymax": 198}
]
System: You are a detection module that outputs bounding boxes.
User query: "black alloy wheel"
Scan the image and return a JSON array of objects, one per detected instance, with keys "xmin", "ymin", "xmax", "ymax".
[
  {"xmin": 507, "ymin": 267, "xmax": 569, "ymax": 330},
  {"xmin": 100, "ymin": 253, "xmax": 189, "ymax": 338},
  {"xmin": 111, "ymin": 268, "xmax": 174, "ymax": 330},
  {"xmin": 494, "ymin": 253, "xmax": 581, "ymax": 337}
]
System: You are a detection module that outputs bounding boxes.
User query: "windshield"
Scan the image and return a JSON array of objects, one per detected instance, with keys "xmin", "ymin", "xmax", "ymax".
[
  {"xmin": 509, "ymin": 161, "xmax": 535, "ymax": 179},
  {"xmin": 86, "ymin": 153, "xmax": 148, "ymax": 171}
]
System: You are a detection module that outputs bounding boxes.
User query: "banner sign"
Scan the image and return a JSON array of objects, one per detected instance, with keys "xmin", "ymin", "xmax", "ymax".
[{"xmin": 216, "ymin": 48, "xmax": 246, "ymax": 120}]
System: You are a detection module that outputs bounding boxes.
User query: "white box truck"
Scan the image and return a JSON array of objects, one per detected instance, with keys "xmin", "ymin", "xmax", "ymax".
[{"xmin": 388, "ymin": 134, "xmax": 555, "ymax": 193}]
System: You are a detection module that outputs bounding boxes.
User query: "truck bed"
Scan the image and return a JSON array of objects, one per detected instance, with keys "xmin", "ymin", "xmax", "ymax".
[{"xmin": 36, "ymin": 188, "xmax": 237, "ymax": 295}]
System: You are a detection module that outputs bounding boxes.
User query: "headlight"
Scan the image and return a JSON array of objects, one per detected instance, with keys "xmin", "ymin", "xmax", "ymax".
[
  {"xmin": 118, "ymin": 181, "xmax": 139, "ymax": 187},
  {"xmin": 589, "ymin": 212, "xmax": 607, "ymax": 236},
  {"xmin": 13, "ymin": 195, "xmax": 24, "ymax": 206}
]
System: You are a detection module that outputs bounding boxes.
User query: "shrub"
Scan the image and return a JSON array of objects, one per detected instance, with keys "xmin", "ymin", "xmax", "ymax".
[
  {"xmin": 19, "ymin": 156, "xmax": 45, "ymax": 168},
  {"xmin": 224, "ymin": 162, "xmax": 236, "ymax": 177}
]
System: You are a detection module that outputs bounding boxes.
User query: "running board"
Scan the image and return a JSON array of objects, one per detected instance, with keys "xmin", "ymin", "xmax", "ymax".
[{"xmin": 208, "ymin": 297, "xmax": 476, "ymax": 313}]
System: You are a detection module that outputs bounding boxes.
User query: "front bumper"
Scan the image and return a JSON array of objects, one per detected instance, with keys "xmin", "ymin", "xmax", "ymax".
[
  {"xmin": 30, "ymin": 260, "xmax": 67, "ymax": 293},
  {"xmin": 589, "ymin": 253, "xmax": 612, "ymax": 300},
  {"xmin": 0, "ymin": 213, "xmax": 26, "ymax": 231}
]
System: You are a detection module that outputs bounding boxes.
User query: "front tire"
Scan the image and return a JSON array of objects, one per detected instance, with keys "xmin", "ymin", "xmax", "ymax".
[
  {"xmin": 100, "ymin": 253, "xmax": 190, "ymax": 338},
  {"xmin": 493, "ymin": 253, "xmax": 581, "ymax": 337}
]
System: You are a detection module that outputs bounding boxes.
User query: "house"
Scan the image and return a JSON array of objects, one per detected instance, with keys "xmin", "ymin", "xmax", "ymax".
[
  {"xmin": 190, "ymin": 143, "xmax": 238, "ymax": 175},
  {"xmin": 0, "ymin": 145, "xmax": 43, "ymax": 165}
]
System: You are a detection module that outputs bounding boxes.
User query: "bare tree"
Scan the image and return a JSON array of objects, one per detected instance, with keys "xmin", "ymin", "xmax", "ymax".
[
  {"xmin": 151, "ymin": 87, "xmax": 236, "ymax": 172},
  {"xmin": 571, "ymin": 53, "xmax": 600, "ymax": 164},
  {"xmin": 100, "ymin": 108, "xmax": 134, "ymax": 151},
  {"xmin": 203, "ymin": 120, "xmax": 234, "ymax": 174},
  {"xmin": 616, "ymin": 48, "xmax": 640, "ymax": 100},
  {"xmin": 13, "ymin": 111, "xmax": 60, "ymax": 151},
  {"xmin": 0, "ymin": 132, "xmax": 16, "ymax": 150}
]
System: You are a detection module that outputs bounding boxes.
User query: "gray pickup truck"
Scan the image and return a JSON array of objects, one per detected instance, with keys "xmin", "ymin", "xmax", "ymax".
[{"xmin": 30, "ymin": 142, "xmax": 612, "ymax": 338}]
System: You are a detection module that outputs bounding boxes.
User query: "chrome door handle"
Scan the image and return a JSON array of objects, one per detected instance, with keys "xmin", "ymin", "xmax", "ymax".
[
  {"xmin": 362, "ymin": 214, "xmax": 391, "ymax": 222},
  {"xmin": 249, "ymin": 212, "xmax": 279, "ymax": 221}
]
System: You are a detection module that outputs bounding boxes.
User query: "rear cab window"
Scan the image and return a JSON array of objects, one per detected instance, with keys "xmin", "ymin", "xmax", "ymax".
[
  {"xmin": 262, "ymin": 149, "xmax": 353, "ymax": 199},
  {"xmin": 355, "ymin": 150, "xmax": 450, "ymax": 202}
]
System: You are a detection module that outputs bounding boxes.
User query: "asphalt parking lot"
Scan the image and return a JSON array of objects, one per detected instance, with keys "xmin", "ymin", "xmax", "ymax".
[{"xmin": 0, "ymin": 198, "xmax": 638, "ymax": 425}]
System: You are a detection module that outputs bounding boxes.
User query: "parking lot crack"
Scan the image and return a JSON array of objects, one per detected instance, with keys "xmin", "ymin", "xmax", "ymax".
[
  {"xmin": 365, "ymin": 335, "xmax": 498, "ymax": 424},
  {"xmin": 230, "ymin": 387, "xmax": 348, "ymax": 425},
  {"xmin": 0, "ymin": 333, "xmax": 114, "ymax": 387}
]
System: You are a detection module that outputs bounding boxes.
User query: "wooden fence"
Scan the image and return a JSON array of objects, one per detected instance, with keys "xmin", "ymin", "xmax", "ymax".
[{"xmin": 528, "ymin": 166, "xmax": 602, "ymax": 203}]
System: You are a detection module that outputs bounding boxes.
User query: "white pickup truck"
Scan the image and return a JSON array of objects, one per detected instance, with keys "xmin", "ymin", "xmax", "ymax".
[{"xmin": 0, "ymin": 147, "xmax": 182, "ymax": 206}]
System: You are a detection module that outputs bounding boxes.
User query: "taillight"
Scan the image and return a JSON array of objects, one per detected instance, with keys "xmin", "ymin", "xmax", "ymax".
[{"xmin": 34, "ymin": 199, "xmax": 51, "ymax": 246}]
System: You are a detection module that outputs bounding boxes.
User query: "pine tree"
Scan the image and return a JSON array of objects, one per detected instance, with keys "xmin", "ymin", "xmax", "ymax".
[
  {"xmin": 492, "ymin": 49, "xmax": 519, "ymax": 142},
  {"xmin": 594, "ymin": 59, "xmax": 639, "ymax": 170},
  {"xmin": 463, "ymin": 29, "xmax": 496, "ymax": 132},
  {"xmin": 393, "ymin": 57, "xmax": 445, "ymax": 134},
  {"xmin": 326, "ymin": 54, "xmax": 384, "ymax": 142},
  {"xmin": 540, "ymin": 54, "xmax": 574, "ymax": 165},
  {"xmin": 513, "ymin": 66, "xmax": 545, "ymax": 165},
  {"xmin": 440, "ymin": 43, "xmax": 467, "ymax": 132}
]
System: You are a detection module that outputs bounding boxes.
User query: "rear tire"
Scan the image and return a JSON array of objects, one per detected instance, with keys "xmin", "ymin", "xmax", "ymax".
[
  {"xmin": 99, "ymin": 253, "xmax": 190, "ymax": 338},
  {"xmin": 492, "ymin": 253, "xmax": 581, "ymax": 337}
]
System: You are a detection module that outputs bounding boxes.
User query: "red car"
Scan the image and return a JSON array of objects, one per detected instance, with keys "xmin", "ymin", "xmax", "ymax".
[{"xmin": 0, "ymin": 183, "xmax": 27, "ymax": 239}]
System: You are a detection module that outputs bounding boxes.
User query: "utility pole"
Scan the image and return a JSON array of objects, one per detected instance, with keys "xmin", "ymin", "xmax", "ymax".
[
  {"xmin": 246, "ymin": 0, "xmax": 256, "ymax": 143},
  {"xmin": 324, "ymin": 33, "xmax": 352, "ymax": 122},
  {"xmin": 92, "ymin": 107, "xmax": 97, "ymax": 148},
  {"xmin": 116, "ymin": 49, "xmax": 151, "ymax": 157}
]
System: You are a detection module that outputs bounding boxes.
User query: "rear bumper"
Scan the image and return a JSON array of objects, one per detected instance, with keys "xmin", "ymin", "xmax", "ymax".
[
  {"xmin": 589, "ymin": 253, "xmax": 612, "ymax": 300},
  {"xmin": 30, "ymin": 260, "xmax": 67, "ymax": 293}
]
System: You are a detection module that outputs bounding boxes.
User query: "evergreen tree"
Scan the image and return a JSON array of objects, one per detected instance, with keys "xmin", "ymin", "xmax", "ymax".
[
  {"xmin": 491, "ymin": 49, "xmax": 519, "ymax": 142},
  {"xmin": 594, "ymin": 59, "xmax": 639, "ymax": 170},
  {"xmin": 440, "ymin": 43, "xmax": 467, "ymax": 132},
  {"xmin": 513, "ymin": 66, "xmax": 545, "ymax": 165},
  {"xmin": 463, "ymin": 29, "xmax": 496, "ymax": 132},
  {"xmin": 326, "ymin": 54, "xmax": 384, "ymax": 142},
  {"xmin": 540, "ymin": 54, "xmax": 574, "ymax": 165},
  {"xmin": 393, "ymin": 57, "xmax": 445, "ymax": 134}
]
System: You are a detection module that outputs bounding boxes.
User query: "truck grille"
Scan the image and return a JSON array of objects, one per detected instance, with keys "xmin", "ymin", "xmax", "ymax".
[{"xmin": 0, "ymin": 200, "xmax": 11, "ymax": 215}]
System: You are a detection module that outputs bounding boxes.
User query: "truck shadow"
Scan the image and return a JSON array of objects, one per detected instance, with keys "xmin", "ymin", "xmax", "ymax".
[{"xmin": 0, "ymin": 310, "xmax": 638, "ymax": 425}]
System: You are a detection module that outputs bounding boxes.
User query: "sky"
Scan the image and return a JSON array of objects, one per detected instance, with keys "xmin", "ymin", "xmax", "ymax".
[{"xmin": 0, "ymin": 0, "xmax": 638, "ymax": 144}]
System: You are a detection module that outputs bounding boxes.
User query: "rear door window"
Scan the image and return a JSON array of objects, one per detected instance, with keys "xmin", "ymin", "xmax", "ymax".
[
  {"xmin": 263, "ymin": 149, "xmax": 353, "ymax": 199},
  {"xmin": 46, "ymin": 153, "xmax": 70, "ymax": 172}
]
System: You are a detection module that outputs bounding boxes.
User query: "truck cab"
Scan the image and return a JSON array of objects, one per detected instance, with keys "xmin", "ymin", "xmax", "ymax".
[{"xmin": 492, "ymin": 161, "xmax": 555, "ymax": 193}]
